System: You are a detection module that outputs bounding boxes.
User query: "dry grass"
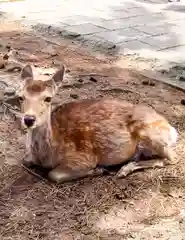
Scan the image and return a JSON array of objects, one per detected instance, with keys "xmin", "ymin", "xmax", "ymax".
[{"xmin": 0, "ymin": 23, "xmax": 185, "ymax": 239}]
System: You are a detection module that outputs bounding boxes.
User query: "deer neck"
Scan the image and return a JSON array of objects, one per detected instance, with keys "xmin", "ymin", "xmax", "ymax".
[
  {"xmin": 33, "ymin": 113, "xmax": 52, "ymax": 141},
  {"xmin": 26, "ymin": 112, "xmax": 56, "ymax": 168},
  {"xmin": 34, "ymin": 121, "xmax": 51, "ymax": 139},
  {"xmin": 26, "ymin": 109, "xmax": 53, "ymax": 150}
]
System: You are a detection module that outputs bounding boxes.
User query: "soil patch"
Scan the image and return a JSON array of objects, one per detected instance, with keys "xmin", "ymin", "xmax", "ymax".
[{"xmin": 0, "ymin": 22, "xmax": 185, "ymax": 240}]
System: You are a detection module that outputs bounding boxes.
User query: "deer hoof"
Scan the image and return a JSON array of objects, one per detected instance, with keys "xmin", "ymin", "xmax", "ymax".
[
  {"xmin": 116, "ymin": 168, "xmax": 130, "ymax": 179},
  {"xmin": 116, "ymin": 164, "xmax": 135, "ymax": 179},
  {"xmin": 22, "ymin": 154, "xmax": 35, "ymax": 168},
  {"xmin": 48, "ymin": 169, "xmax": 71, "ymax": 183}
]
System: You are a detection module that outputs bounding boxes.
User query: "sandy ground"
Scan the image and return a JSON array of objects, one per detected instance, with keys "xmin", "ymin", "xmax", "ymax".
[{"xmin": 1, "ymin": 21, "xmax": 185, "ymax": 240}]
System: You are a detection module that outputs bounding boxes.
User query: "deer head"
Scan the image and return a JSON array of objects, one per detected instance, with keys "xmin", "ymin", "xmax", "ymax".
[{"xmin": 18, "ymin": 64, "xmax": 65, "ymax": 129}]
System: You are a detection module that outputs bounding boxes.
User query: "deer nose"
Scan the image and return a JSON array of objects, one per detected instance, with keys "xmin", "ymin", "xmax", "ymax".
[{"xmin": 24, "ymin": 115, "xmax": 36, "ymax": 128}]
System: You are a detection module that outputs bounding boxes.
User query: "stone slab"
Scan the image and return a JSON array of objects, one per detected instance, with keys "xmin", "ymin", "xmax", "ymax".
[
  {"xmin": 62, "ymin": 23, "xmax": 106, "ymax": 36},
  {"xmin": 94, "ymin": 28, "xmax": 150, "ymax": 44},
  {"xmin": 116, "ymin": 40, "xmax": 158, "ymax": 55},
  {"xmin": 1, "ymin": 0, "xmax": 185, "ymax": 74},
  {"xmin": 94, "ymin": 13, "xmax": 164, "ymax": 31},
  {"xmin": 140, "ymin": 33, "xmax": 185, "ymax": 50},
  {"xmin": 132, "ymin": 23, "xmax": 176, "ymax": 36}
]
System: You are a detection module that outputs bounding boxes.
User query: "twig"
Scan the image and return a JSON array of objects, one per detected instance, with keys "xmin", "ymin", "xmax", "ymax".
[
  {"xmin": 5, "ymin": 66, "xmax": 22, "ymax": 73},
  {"xmin": 78, "ymin": 73, "xmax": 108, "ymax": 77},
  {"xmin": 100, "ymin": 87, "xmax": 142, "ymax": 96},
  {"xmin": 21, "ymin": 164, "xmax": 48, "ymax": 183},
  {"xmin": 2, "ymin": 101, "xmax": 21, "ymax": 116},
  {"xmin": 0, "ymin": 80, "xmax": 8, "ymax": 88}
]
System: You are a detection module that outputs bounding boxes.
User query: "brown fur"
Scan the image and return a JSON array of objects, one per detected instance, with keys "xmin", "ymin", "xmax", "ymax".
[
  {"xmin": 26, "ymin": 80, "xmax": 46, "ymax": 94},
  {"xmin": 18, "ymin": 64, "xmax": 178, "ymax": 183}
]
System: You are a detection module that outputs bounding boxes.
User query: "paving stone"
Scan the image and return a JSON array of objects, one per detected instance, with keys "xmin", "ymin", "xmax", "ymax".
[
  {"xmin": 94, "ymin": 18, "xmax": 136, "ymax": 31},
  {"xmin": 140, "ymin": 33, "xmax": 185, "ymax": 50},
  {"xmin": 78, "ymin": 34, "xmax": 112, "ymax": 44},
  {"xmin": 116, "ymin": 40, "xmax": 158, "ymax": 55},
  {"xmin": 132, "ymin": 23, "xmax": 177, "ymax": 36},
  {"xmin": 31, "ymin": 22, "xmax": 69, "ymax": 34},
  {"xmin": 94, "ymin": 28, "xmax": 150, "ymax": 44},
  {"xmin": 111, "ymin": 1, "xmax": 141, "ymax": 10},
  {"xmin": 105, "ymin": 9, "xmax": 143, "ymax": 19},
  {"xmin": 163, "ymin": 3, "xmax": 185, "ymax": 12},
  {"xmin": 90, "ymin": 8, "xmax": 143, "ymax": 21},
  {"xmin": 30, "ymin": 19, "xmax": 69, "ymax": 27},
  {"xmin": 169, "ymin": 18, "xmax": 185, "ymax": 26},
  {"xmin": 2, "ymin": 0, "xmax": 185, "ymax": 72},
  {"xmin": 149, "ymin": 0, "xmax": 169, "ymax": 3},
  {"xmin": 63, "ymin": 23, "xmax": 106, "ymax": 36},
  {"xmin": 95, "ymin": 13, "xmax": 164, "ymax": 31},
  {"xmin": 59, "ymin": 15, "xmax": 104, "ymax": 26},
  {"xmin": 164, "ymin": 11, "xmax": 185, "ymax": 21},
  {"xmin": 158, "ymin": 45, "xmax": 185, "ymax": 63},
  {"xmin": 127, "ymin": 7, "xmax": 159, "ymax": 15},
  {"xmin": 22, "ymin": 12, "xmax": 72, "ymax": 23},
  {"xmin": 85, "ymin": 9, "xmax": 121, "ymax": 21},
  {"xmin": 77, "ymin": 34, "xmax": 117, "ymax": 50}
]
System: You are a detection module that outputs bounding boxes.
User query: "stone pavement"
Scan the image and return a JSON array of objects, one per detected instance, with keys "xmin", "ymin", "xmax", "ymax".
[{"xmin": 1, "ymin": 0, "xmax": 185, "ymax": 66}]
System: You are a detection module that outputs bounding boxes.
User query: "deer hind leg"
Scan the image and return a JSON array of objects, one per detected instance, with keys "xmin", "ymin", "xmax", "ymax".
[
  {"xmin": 48, "ymin": 152, "xmax": 105, "ymax": 183},
  {"xmin": 116, "ymin": 159, "xmax": 165, "ymax": 178},
  {"xmin": 116, "ymin": 128, "xmax": 178, "ymax": 178},
  {"xmin": 116, "ymin": 148, "xmax": 177, "ymax": 179},
  {"xmin": 116, "ymin": 145, "xmax": 165, "ymax": 178}
]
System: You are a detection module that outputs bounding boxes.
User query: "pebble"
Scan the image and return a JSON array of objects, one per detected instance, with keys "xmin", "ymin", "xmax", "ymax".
[
  {"xmin": 142, "ymin": 80, "xmax": 149, "ymax": 85},
  {"xmin": 142, "ymin": 80, "xmax": 155, "ymax": 86},
  {"xmin": 89, "ymin": 76, "xmax": 97, "ymax": 83},
  {"xmin": 78, "ymin": 79, "xmax": 83, "ymax": 83},
  {"xmin": 178, "ymin": 76, "xmax": 185, "ymax": 82},
  {"xmin": 181, "ymin": 99, "xmax": 185, "ymax": 105},
  {"xmin": 70, "ymin": 93, "xmax": 79, "ymax": 99},
  {"xmin": 4, "ymin": 87, "xmax": 16, "ymax": 96}
]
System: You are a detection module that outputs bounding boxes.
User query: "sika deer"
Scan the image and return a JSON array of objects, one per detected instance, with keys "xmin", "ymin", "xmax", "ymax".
[{"xmin": 18, "ymin": 64, "xmax": 178, "ymax": 183}]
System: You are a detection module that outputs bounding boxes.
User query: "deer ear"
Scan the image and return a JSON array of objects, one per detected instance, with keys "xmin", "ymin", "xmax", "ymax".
[
  {"xmin": 45, "ymin": 79, "xmax": 57, "ymax": 95},
  {"xmin": 52, "ymin": 65, "xmax": 65, "ymax": 83},
  {"xmin": 21, "ymin": 64, "xmax": 33, "ymax": 80}
]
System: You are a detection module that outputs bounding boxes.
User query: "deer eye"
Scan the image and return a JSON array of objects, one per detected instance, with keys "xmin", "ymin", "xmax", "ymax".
[
  {"xmin": 18, "ymin": 96, "xmax": 24, "ymax": 101},
  {"xmin": 44, "ymin": 97, "xmax": 52, "ymax": 103}
]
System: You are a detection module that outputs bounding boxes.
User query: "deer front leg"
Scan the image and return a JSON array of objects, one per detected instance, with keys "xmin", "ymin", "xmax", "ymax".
[
  {"xmin": 22, "ymin": 152, "xmax": 38, "ymax": 168},
  {"xmin": 48, "ymin": 151, "xmax": 104, "ymax": 183},
  {"xmin": 48, "ymin": 166, "xmax": 105, "ymax": 183}
]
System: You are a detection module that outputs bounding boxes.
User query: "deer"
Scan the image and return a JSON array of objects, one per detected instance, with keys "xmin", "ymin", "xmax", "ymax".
[{"xmin": 17, "ymin": 64, "xmax": 178, "ymax": 183}]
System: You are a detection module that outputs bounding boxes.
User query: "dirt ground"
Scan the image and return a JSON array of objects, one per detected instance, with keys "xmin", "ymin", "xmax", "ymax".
[{"xmin": 1, "ymin": 21, "xmax": 185, "ymax": 240}]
